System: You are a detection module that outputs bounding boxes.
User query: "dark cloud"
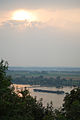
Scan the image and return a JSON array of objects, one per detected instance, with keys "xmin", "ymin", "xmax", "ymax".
[{"xmin": 0, "ymin": 0, "xmax": 80, "ymax": 10}]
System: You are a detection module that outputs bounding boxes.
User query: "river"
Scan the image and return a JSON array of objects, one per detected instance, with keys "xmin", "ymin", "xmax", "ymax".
[{"xmin": 13, "ymin": 84, "xmax": 74, "ymax": 108}]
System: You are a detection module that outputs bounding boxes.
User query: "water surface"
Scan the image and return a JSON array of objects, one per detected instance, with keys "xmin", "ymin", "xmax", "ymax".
[{"xmin": 14, "ymin": 84, "xmax": 73, "ymax": 108}]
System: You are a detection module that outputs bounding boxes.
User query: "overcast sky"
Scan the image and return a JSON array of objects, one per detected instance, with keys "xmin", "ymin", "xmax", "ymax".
[{"xmin": 0, "ymin": 0, "xmax": 80, "ymax": 67}]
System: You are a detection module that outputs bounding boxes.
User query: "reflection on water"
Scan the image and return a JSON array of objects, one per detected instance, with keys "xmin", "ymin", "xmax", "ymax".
[{"xmin": 13, "ymin": 84, "xmax": 73, "ymax": 108}]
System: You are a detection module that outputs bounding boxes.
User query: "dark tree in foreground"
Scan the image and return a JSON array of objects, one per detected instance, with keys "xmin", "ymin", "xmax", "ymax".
[
  {"xmin": 63, "ymin": 87, "xmax": 80, "ymax": 120},
  {"xmin": 0, "ymin": 60, "xmax": 13, "ymax": 119}
]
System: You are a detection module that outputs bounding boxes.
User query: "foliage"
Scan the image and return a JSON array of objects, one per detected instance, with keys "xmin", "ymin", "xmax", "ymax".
[{"xmin": 63, "ymin": 87, "xmax": 80, "ymax": 120}]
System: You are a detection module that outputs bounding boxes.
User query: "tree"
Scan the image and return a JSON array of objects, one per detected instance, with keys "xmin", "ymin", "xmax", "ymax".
[
  {"xmin": 63, "ymin": 87, "xmax": 80, "ymax": 120},
  {"xmin": 0, "ymin": 60, "xmax": 13, "ymax": 120},
  {"xmin": 0, "ymin": 60, "xmax": 11, "ymax": 90}
]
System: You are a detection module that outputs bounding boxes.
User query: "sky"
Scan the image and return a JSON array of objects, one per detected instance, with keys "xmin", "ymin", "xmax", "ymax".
[{"xmin": 0, "ymin": 0, "xmax": 80, "ymax": 67}]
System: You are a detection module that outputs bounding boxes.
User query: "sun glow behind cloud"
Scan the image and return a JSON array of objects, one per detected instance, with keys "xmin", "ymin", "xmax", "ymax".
[{"xmin": 12, "ymin": 10, "xmax": 36, "ymax": 22}]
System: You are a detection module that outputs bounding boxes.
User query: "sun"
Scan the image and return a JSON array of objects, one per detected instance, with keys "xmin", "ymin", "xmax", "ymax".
[{"xmin": 12, "ymin": 10, "xmax": 36, "ymax": 21}]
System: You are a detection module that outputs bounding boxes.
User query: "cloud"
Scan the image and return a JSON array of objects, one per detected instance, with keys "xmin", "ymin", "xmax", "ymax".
[
  {"xmin": 0, "ymin": 8, "xmax": 80, "ymax": 32},
  {"xmin": 0, "ymin": 19, "xmax": 46, "ymax": 31}
]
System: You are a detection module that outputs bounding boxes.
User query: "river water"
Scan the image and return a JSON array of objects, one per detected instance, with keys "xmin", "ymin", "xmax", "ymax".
[{"xmin": 13, "ymin": 84, "xmax": 74, "ymax": 108}]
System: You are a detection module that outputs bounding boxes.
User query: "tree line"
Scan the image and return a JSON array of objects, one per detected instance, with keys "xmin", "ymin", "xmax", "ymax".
[{"xmin": 12, "ymin": 75, "xmax": 80, "ymax": 87}]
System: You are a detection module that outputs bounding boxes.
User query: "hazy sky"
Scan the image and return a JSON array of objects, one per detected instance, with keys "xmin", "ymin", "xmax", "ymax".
[{"xmin": 0, "ymin": 0, "xmax": 80, "ymax": 67}]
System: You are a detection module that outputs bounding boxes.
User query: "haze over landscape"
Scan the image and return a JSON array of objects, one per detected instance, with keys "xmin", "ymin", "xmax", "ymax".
[{"xmin": 0, "ymin": 0, "xmax": 80, "ymax": 67}]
